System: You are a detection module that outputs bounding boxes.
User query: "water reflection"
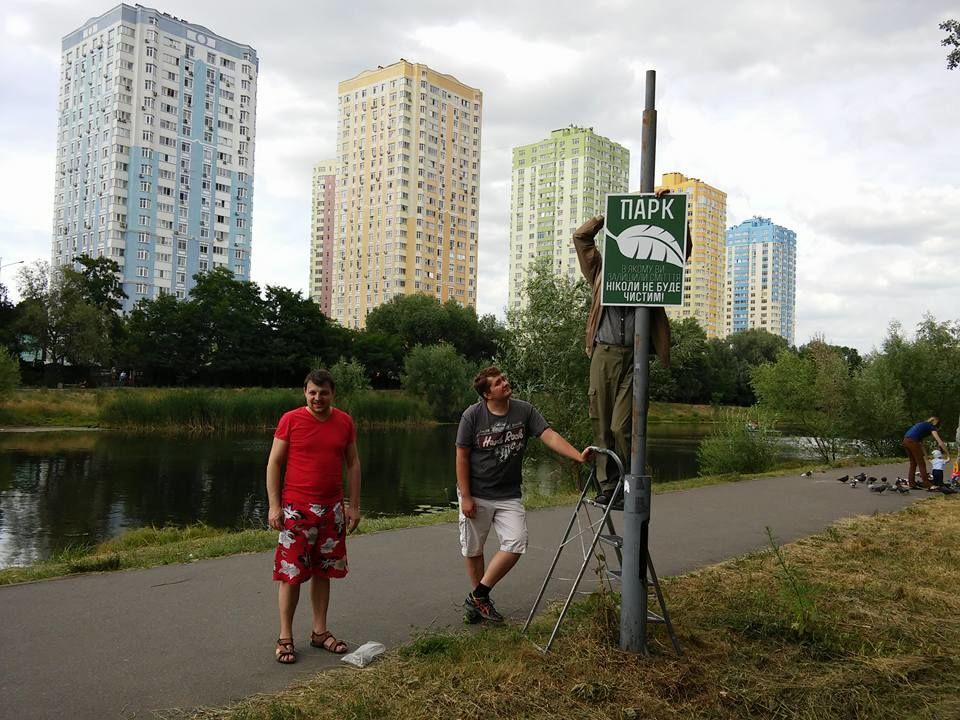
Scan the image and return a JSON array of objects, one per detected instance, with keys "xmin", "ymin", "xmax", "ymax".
[{"xmin": 0, "ymin": 424, "xmax": 718, "ymax": 568}]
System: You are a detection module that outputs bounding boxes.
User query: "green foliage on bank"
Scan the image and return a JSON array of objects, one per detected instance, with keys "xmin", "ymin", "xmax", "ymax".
[
  {"xmin": 95, "ymin": 387, "xmax": 431, "ymax": 431},
  {"xmin": 97, "ymin": 388, "xmax": 302, "ymax": 431},
  {"xmin": 402, "ymin": 343, "xmax": 478, "ymax": 421},
  {"xmin": 0, "ymin": 348, "xmax": 20, "ymax": 398},
  {"xmin": 498, "ymin": 258, "xmax": 594, "ymax": 448},
  {"xmin": 752, "ymin": 318, "xmax": 960, "ymax": 462},
  {"xmin": 698, "ymin": 408, "xmax": 779, "ymax": 476}
]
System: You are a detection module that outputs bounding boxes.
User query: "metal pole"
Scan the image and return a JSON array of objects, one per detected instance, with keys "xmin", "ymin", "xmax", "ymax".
[{"xmin": 620, "ymin": 69, "xmax": 657, "ymax": 654}]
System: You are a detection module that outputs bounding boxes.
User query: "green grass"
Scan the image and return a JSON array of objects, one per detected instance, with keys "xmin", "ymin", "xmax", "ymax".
[
  {"xmin": 0, "ymin": 387, "xmax": 435, "ymax": 431},
  {"xmin": 186, "ymin": 498, "xmax": 960, "ymax": 720},
  {"xmin": 336, "ymin": 390, "xmax": 432, "ymax": 425},
  {"xmin": 648, "ymin": 401, "xmax": 721, "ymax": 423}
]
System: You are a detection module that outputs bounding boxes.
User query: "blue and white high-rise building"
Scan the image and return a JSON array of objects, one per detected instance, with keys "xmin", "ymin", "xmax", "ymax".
[
  {"xmin": 724, "ymin": 216, "xmax": 796, "ymax": 344},
  {"xmin": 53, "ymin": 4, "xmax": 258, "ymax": 309}
]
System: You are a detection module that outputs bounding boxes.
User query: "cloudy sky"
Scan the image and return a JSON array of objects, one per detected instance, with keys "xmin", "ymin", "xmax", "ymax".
[{"xmin": 1, "ymin": 0, "xmax": 958, "ymax": 352}]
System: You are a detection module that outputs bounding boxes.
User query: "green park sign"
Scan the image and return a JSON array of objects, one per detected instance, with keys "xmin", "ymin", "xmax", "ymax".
[{"xmin": 601, "ymin": 193, "xmax": 689, "ymax": 306}]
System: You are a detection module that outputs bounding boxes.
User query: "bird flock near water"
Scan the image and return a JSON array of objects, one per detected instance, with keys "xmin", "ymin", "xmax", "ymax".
[{"xmin": 796, "ymin": 470, "xmax": 959, "ymax": 495}]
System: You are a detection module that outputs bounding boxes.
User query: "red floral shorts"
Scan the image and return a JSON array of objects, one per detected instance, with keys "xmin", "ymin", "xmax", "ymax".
[{"xmin": 272, "ymin": 500, "xmax": 348, "ymax": 584}]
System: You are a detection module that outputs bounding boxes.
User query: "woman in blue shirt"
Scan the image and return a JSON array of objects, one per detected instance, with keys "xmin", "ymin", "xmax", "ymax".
[{"xmin": 903, "ymin": 417, "xmax": 949, "ymax": 489}]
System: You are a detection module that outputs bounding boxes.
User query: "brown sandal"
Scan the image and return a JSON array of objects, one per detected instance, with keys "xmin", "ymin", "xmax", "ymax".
[
  {"xmin": 311, "ymin": 630, "xmax": 348, "ymax": 654},
  {"xmin": 275, "ymin": 637, "xmax": 296, "ymax": 664}
]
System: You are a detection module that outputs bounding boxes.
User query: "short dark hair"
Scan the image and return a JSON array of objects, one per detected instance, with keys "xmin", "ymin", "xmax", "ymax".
[
  {"xmin": 473, "ymin": 366, "xmax": 502, "ymax": 398},
  {"xmin": 304, "ymin": 369, "xmax": 336, "ymax": 391}
]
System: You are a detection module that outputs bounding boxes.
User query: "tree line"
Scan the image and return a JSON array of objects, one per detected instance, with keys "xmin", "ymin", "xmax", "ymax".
[
  {"xmin": 3, "ymin": 256, "xmax": 958, "ymax": 453},
  {"xmin": 2, "ymin": 257, "xmax": 502, "ymax": 390}
]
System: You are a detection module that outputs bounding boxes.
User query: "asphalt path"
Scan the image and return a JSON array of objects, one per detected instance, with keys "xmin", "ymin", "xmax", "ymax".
[{"xmin": 0, "ymin": 462, "xmax": 935, "ymax": 719}]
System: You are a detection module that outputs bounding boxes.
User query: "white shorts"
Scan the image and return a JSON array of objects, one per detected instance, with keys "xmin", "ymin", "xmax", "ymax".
[{"xmin": 458, "ymin": 494, "xmax": 527, "ymax": 557}]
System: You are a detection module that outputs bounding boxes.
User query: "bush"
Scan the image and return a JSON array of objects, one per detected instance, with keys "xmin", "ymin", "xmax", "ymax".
[
  {"xmin": 498, "ymin": 258, "xmax": 592, "ymax": 444},
  {"xmin": 698, "ymin": 409, "xmax": 779, "ymax": 475},
  {"xmin": 402, "ymin": 343, "xmax": 476, "ymax": 421},
  {"xmin": 328, "ymin": 356, "xmax": 371, "ymax": 398},
  {"xmin": 0, "ymin": 348, "xmax": 21, "ymax": 397}
]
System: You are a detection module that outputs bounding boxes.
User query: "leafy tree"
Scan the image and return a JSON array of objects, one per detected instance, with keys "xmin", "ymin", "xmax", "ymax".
[
  {"xmin": 65, "ymin": 255, "xmax": 128, "ymax": 365},
  {"xmin": 351, "ymin": 331, "xmax": 405, "ymax": 386},
  {"xmin": 122, "ymin": 293, "xmax": 201, "ymax": 385},
  {"xmin": 442, "ymin": 301, "xmax": 505, "ymax": 362},
  {"xmin": 262, "ymin": 285, "xmax": 336, "ymax": 386},
  {"xmin": 702, "ymin": 338, "xmax": 738, "ymax": 405},
  {"xmin": 849, "ymin": 355, "xmax": 909, "ymax": 456},
  {"xmin": 365, "ymin": 293, "xmax": 505, "ymax": 363},
  {"xmin": 329, "ymin": 356, "xmax": 371, "ymax": 398},
  {"xmin": 366, "ymin": 294, "xmax": 449, "ymax": 350},
  {"xmin": 941, "ymin": 19, "xmax": 960, "ymax": 70},
  {"xmin": 188, "ymin": 268, "xmax": 268, "ymax": 385},
  {"xmin": 15, "ymin": 261, "xmax": 115, "ymax": 371},
  {"xmin": 752, "ymin": 342, "xmax": 854, "ymax": 462},
  {"xmin": 649, "ymin": 317, "xmax": 709, "ymax": 403},
  {"xmin": 879, "ymin": 315, "xmax": 960, "ymax": 437},
  {"xmin": 724, "ymin": 328, "xmax": 790, "ymax": 405},
  {"xmin": 0, "ymin": 283, "xmax": 19, "ymax": 354},
  {"xmin": 402, "ymin": 343, "xmax": 475, "ymax": 421},
  {"xmin": 498, "ymin": 258, "xmax": 592, "ymax": 446},
  {"xmin": 68, "ymin": 255, "xmax": 127, "ymax": 312},
  {"xmin": 15, "ymin": 261, "xmax": 54, "ymax": 365},
  {"xmin": 799, "ymin": 335, "xmax": 862, "ymax": 374}
]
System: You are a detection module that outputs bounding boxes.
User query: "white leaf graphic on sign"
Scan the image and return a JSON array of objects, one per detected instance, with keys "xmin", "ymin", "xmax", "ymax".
[{"xmin": 609, "ymin": 224, "xmax": 684, "ymax": 267}]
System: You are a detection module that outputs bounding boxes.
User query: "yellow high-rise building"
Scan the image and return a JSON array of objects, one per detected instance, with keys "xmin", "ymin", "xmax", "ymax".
[
  {"xmin": 334, "ymin": 60, "xmax": 482, "ymax": 329},
  {"xmin": 310, "ymin": 160, "xmax": 336, "ymax": 316},
  {"xmin": 656, "ymin": 172, "xmax": 727, "ymax": 338}
]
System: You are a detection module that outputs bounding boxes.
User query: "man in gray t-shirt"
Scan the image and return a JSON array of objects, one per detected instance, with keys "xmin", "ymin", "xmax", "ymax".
[{"xmin": 456, "ymin": 366, "xmax": 590, "ymax": 623}]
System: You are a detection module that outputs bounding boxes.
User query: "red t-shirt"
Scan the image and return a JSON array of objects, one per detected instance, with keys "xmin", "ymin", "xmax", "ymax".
[{"xmin": 274, "ymin": 406, "xmax": 356, "ymax": 505}]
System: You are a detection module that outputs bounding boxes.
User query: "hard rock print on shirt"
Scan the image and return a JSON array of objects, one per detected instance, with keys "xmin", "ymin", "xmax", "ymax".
[{"xmin": 477, "ymin": 420, "xmax": 527, "ymax": 463}]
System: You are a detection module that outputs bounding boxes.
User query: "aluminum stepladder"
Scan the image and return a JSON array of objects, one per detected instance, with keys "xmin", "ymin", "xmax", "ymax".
[{"xmin": 522, "ymin": 447, "xmax": 680, "ymax": 654}]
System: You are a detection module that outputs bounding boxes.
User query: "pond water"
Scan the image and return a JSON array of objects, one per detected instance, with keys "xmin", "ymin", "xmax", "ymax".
[{"xmin": 0, "ymin": 423, "xmax": 775, "ymax": 568}]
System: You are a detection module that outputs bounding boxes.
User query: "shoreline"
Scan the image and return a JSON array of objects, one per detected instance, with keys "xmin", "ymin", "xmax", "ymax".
[{"xmin": 0, "ymin": 455, "xmax": 906, "ymax": 586}]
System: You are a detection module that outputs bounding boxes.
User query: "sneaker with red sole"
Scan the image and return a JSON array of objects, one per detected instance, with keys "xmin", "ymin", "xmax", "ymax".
[{"xmin": 465, "ymin": 592, "xmax": 504, "ymax": 623}]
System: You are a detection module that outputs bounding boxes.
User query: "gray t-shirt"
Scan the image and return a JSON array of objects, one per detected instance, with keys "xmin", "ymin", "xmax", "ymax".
[{"xmin": 455, "ymin": 399, "xmax": 549, "ymax": 500}]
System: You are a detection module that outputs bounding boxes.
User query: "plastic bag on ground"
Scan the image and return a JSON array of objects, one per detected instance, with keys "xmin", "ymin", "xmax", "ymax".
[{"xmin": 340, "ymin": 641, "xmax": 385, "ymax": 668}]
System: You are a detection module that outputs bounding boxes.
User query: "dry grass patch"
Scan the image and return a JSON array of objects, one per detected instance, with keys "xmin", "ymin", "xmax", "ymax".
[
  {"xmin": 0, "ymin": 388, "xmax": 97, "ymax": 426},
  {"xmin": 183, "ymin": 498, "xmax": 960, "ymax": 720}
]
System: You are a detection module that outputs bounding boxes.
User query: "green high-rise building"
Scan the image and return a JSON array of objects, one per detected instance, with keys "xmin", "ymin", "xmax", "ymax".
[{"xmin": 508, "ymin": 126, "xmax": 630, "ymax": 310}]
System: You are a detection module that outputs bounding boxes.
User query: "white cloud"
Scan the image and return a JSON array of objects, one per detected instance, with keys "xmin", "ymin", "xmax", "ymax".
[
  {"xmin": 1, "ymin": 0, "xmax": 958, "ymax": 351},
  {"xmin": 409, "ymin": 22, "xmax": 585, "ymax": 88},
  {"xmin": 4, "ymin": 15, "xmax": 32, "ymax": 38}
]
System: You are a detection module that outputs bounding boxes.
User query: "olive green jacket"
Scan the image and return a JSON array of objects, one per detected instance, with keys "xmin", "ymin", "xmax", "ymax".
[{"xmin": 573, "ymin": 215, "xmax": 692, "ymax": 368}]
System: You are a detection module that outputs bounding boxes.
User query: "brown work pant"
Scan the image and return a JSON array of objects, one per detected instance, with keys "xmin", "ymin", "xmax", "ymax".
[
  {"xmin": 902, "ymin": 437, "xmax": 930, "ymax": 488},
  {"xmin": 589, "ymin": 343, "xmax": 633, "ymax": 493}
]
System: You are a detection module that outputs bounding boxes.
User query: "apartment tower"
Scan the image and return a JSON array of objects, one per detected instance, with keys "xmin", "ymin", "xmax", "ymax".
[
  {"xmin": 725, "ymin": 216, "xmax": 797, "ymax": 343},
  {"xmin": 656, "ymin": 172, "xmax": 727, "ymax": 338},
  {"xmin": 334, "ymin": 60, "xmax": 482, "ymax": 329},
  {"xmin": 508, "ymin": 126, "xmax": 629, "ymax": 311},
  {"xmin": 53, "ymin": 4, "xmax": 257, "ymax": 310},
  {"xmin": 309, "ymin": 159, "xmax": 336, "ymax": 315}
]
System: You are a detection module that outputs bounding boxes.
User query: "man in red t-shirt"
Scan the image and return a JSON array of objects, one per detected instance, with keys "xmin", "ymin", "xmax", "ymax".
[{"xmin": 266, "ymin": 369, "xmax": 362, "ymax": 664}]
